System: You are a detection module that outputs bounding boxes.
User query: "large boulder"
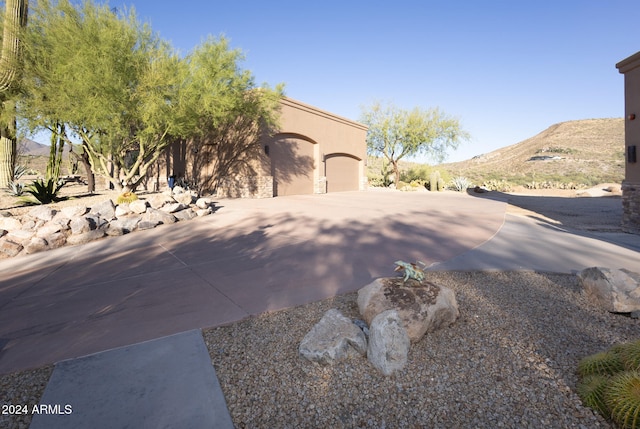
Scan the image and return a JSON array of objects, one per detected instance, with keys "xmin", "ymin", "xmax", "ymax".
[
  {"xmin": 66, "ymin": 229, "xmax": 105, "ymax": 246},
  {"xmin": 108, "ymin": 216, "xmax": 141, "ymax": 235},
  {"xmin": 299, "ymin": 309, "xmax": 367, "ymax": 366},
  {"xmin": 367, "ymin": 310, "xmax": 410, "ymax": 376},
  {"xmin": 357, "ymin": 277, "xmax": 459, "ymax": 342},
  {"xmin": 90, "ymin": 200, "xmax": 116, "ymax": 220},
  {"xmin": 28, "ymin": 206, "xmax": 56, "ymax": 221},
  {"xmin": 172, "ymin": 191, "xmax": 196, "ymax": 206},
  {"xmin": 24, "ymin": 237, "xmax": 49, "ymax": 254},
  {"xmin": 142, "ymin": 208, "xmax": 177, "ymax": 225},
  {"xmin": 174, "ymin": 208, "xmax": 197, "ymax": 221},
  {"xmin": 147, "ymin": 194, "xmax": 175, "ymax": 209},
  {"xmin": 0, "ymin": 239, "xmax": 23, "ymax": 257},
  {"xmin": 160, "ymin": 203, "xmax": 187, "ymax": 214},
  {"xmin": 70, "ymin": 215, "xmax": 100, "ymax": 235},
  {"xmin": 129, "ymin": 199, "xmax": 148, "ymax": 214},
  {"xmin": 0, "ymin": 216, "xmax": 21, "ymax": 231},
  {"xmin": 579, "ymin": 267, "xmax": 640, "ymax": 313},
  {"xmin": 61, "ymin": 205, "xmax": 88, "ymax": 218},
  {"xmin": 196, "ymin": 197, "xmax": 213, "ymax": 210}
]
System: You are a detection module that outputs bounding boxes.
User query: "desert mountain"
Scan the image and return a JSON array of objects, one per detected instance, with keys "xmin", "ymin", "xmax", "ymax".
[
  {"xmin": 441, "ymin": 118, "xmax": 625, "ymax": 186},
  {"xmin": 18, "ymin": 138, "xmax": 74, "ymax": 157}
]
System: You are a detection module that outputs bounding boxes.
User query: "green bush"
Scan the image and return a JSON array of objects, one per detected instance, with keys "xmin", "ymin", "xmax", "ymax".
[{"xmin": 401, "ymin": 165, "xmax": 432, "ymax": 183}]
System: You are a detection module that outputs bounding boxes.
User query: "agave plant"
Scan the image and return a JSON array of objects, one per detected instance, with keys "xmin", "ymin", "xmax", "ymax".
[
  {"xmin": 450, "ymin": 176, "xmax": 472, "ymax": 192},
  {"xmin": 14, "ymin": 164, "xmax": 27, "ymax": 180},
  {"xmin": 21, "ymin": 178, "xmax": 64, "ymax": 204},
  {"xmin": 5, "ymin": 180, "xmax": 24, "ymax": 196}
]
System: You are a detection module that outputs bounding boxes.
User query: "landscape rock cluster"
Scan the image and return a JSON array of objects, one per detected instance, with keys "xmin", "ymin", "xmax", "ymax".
[
  {"xmin": 299, "ymin": 277, "xmax": 459, "ymax": 375},
  {"xmin": 0, "ymin": 187, "xmax": 214, "ymax": 258}
]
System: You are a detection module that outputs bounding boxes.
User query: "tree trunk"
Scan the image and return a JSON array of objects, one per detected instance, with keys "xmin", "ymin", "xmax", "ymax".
[
  {"xmin": 80, "ymin": 150, "xmax": 95, "ymax": 193},
  {"xmin": 0, "ymin": 0, "xmax": 27, "ymax": 188}
]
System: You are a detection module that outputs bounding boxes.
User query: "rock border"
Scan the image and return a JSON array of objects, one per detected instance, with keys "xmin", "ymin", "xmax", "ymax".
[{"xmin": 0, "ymin": 189, "xmax": 215, "ymax": 259}]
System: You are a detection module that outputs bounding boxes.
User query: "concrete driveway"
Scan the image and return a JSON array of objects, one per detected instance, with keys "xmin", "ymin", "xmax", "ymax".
[{"xmin": 0, "ymin": 190, "xmax": 507, "ymax": 374}]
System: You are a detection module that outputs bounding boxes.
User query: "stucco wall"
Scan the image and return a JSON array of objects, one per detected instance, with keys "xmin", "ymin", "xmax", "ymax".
[
  {"xmin": 163, "ymin": 97, "xmax": 368, "ymax": 198},
  {"xmin": 261, "ymin": 97, "xmax": 368, "ymax": 196},
  {"xmin": 616, "ymin": 51, "xmax": 640, "ymax": 233}
]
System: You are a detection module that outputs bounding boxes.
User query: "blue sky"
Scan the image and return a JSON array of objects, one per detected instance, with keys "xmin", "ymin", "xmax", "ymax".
[{"xmin": 115, "ymin": 0, "xmax": 637, "ymax": 163}]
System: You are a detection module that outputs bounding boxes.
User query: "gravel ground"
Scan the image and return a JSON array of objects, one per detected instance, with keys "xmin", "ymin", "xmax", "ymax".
[{"xmin": 203, "ymin": 271, "xmax": 640, "ymax": 428}]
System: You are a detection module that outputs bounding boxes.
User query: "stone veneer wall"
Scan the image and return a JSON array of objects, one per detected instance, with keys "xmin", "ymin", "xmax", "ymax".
[
  {"xmin": 622, "ymin": 181, "xmax": 640, "ymax": 234},
  {"xmin": 216, "ymin": 176, "xmax": 274, "ymax": 199},
  {"xmin": 314, "ymin": 177, "xmax": 327, "ymax": 194}
]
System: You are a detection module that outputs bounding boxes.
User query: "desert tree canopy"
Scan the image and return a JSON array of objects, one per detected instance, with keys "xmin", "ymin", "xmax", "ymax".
[
  {"xmin": 360, "ymin": 101, "xmax": 469, "ymax": 185},
  {"xmin": 18, "ymin": 0, "xmax": 282, "ymax": 192}
]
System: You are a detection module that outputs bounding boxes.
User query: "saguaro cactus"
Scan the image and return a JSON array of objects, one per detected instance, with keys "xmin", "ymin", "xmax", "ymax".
[{"xmin": 0, "ymin": 0, "xmax": 28, "ymax": 188}]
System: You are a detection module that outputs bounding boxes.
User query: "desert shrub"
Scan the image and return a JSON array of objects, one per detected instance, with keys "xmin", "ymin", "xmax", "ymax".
[
  {"xmin": 525, "ymin": 180, "xmax": 588, "ymax": 190},
  {"xmin": 367, "ymin": 169, "xmax": 391, "ymax": 188},
  {"xmin": 536, "ymin": 146, "xmax": 576, "ymax": 154},
  {"xmin": 481, "ymin": 179, "xmax": 513, "ymax": 192},
  {"xmin": 401, "ymin": 165, "xmax": 432, "ymax": 183},
  {"xmin": 450, "ymin": 176, "xmax": 472, "ymax": 192},
  {"xmin": 395, "ymin": 180, "xmax": 409, "ymax": 191},
  {"xmin": 367, "ymin": 176, "xmax": 386, "ymax": 187},
  {"xmin": 21, "ymin": 178, "xmax": 64, "ymax": 204}
]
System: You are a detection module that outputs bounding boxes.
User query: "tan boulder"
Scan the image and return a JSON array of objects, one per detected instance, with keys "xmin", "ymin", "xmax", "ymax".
[{"xmin": 357, "ymin": 277, "xmax": 459, "ymax": 342}]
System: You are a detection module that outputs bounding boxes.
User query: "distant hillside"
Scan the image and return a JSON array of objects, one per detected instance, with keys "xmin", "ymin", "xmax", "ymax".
[
  {"xmin": 18, "ymin": 138, "xmax": 51, "ymax": 156},
  {"xmin": 441, "ymin": 118, "xmax": 625, "ymax": 186}
]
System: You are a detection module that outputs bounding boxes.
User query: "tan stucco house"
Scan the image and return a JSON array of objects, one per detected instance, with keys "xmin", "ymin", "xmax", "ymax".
[
  {"xmin": 164, "ymin": 97, "xmax": 368, "ymax": 198},
  {"xmin": 616, "ymin": 51, "xmax": 640, "ymax": 234}
]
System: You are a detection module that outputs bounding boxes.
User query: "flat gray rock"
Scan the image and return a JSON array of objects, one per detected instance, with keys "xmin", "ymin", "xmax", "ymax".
[{"xmin": 30, "ymin": 330, "xmax": 233, "ymax": 429}]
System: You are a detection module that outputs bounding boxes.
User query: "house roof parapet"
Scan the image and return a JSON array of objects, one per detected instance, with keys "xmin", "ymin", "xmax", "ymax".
[
  {"xmin": 617, "ymin": 51, "xmax": 640, "ymax": 74},
  {"xmin": 280, "ymin": 97, "xmax": 368, "ymax": 131}
]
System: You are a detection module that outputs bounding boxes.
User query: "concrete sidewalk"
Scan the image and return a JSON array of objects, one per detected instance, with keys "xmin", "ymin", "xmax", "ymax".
[
  {"xmin": 29, "ymin": 330, "xmax": 233, "ymax": 429},
  {"xmin": 0, "ymin": 189, "xmax": 638, "ymax": 428}
]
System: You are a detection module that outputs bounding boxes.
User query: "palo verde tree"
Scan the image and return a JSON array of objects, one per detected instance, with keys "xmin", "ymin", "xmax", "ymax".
[
  {"xmin": 181, "ymin": 36, "xmax": 283, "ymax": 193},
  {"xmin": 21, "ymin": 1, "xmax": 283, "ymax": 194},
  {"xmin": 0, "ymin": 0, "xmax": 27, "ymax": 188},
  {"xmin": 21, "ymin": 0, "xmax": 185, "ymax": 193},
  {"xmin": 360, "ymin": 101, "xmax": 469, "ymax": 185}
]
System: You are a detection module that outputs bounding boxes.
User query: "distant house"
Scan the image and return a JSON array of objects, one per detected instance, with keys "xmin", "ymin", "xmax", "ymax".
[
  {"xmin": 165, "ymin": 97, "xmax": 368, "ymax": 198},
  {"xmin": 616, "ymin": 52, "xmax": 640, "ymax": 234}
]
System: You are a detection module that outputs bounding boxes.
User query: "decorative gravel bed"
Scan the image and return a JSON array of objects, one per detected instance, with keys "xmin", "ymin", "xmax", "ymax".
[
  {"xmin": 0, "ymin": 366, "xmax": 53, "ymax": 429},
  {"xmin": 203, "ymin": 271, "xmax": 640, "ymax": 428}
]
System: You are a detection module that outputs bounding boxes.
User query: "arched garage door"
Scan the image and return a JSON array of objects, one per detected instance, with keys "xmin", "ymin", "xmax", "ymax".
[
  {"xmin": 270, "ymin": 134, "xmax": 315, "ymax": 196},
  {"xmin": 325, "ymin": 154, "xmax": 359, "ymax": 192}
]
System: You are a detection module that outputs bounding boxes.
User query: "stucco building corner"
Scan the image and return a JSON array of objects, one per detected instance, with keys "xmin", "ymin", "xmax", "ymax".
[{"xmin": 617, "ymin": 51, "xmax": 640, "ymax": 234}]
